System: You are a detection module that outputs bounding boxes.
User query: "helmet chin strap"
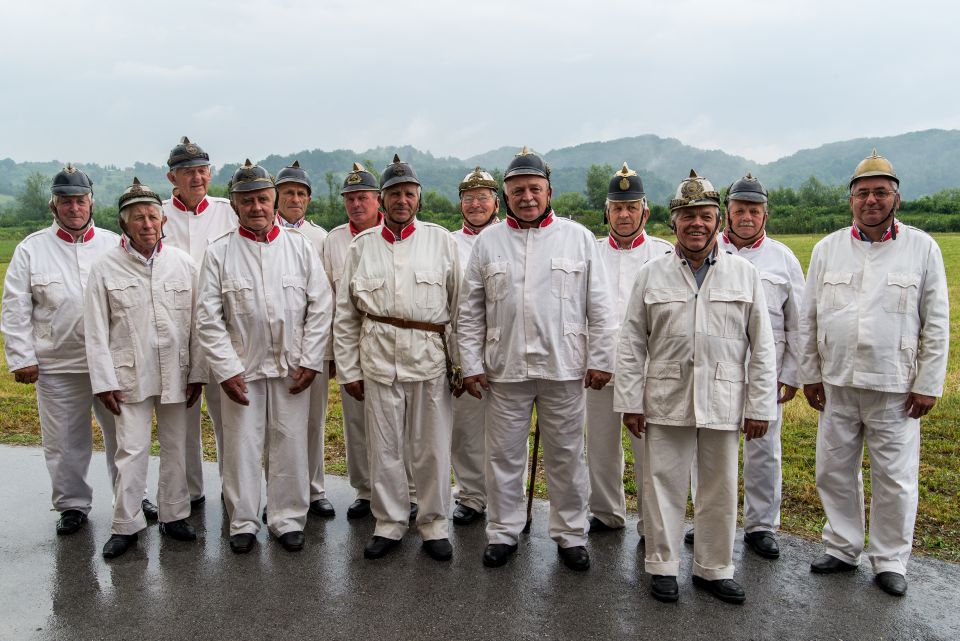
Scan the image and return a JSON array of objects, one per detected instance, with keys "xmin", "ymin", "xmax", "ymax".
[
  {"xmin": 506, "ymin": 199, "xmax": 552, "ymax": 228},
  {"xmin": 674, "ymin": 215, "xmax": 721, "ymax": 260},
  {"xmin": 610, "ymin": 219, "xmax": 643, "ymax": 242},
  {"xmin": 55, "ymin": 211, "xmax": 93, "ymax": 235},
  {"xmin": 464, "ymin": 209, "xmax": 498, "ymax": 232},
  {"xmin": 857, "ymin": 203, "xmax": 897, "ymax": 239}
]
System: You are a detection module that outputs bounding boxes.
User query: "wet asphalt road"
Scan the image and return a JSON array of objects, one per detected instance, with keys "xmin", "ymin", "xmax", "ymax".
[{"xmin": 1, "ymin": 444, "xmax": 958, "ymax": 641}]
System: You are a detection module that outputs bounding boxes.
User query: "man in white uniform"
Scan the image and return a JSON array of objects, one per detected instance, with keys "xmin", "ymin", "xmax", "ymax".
[
  {"xmin": 334, "ymin": 155, "xmax": 460, "ymax": 561},
  {"xmin": 585, "ymin": 163, "xmax": 671, "ymax": 537},
  {"xmin": 274, "ymin": 160, "xmax": 335, "ymax": 519},
  {"xmin": 449, "ymin": 167, "xmax": 501, "ymax": 526},
  {"xmin": 615, "ymin": 170, "xmax": 777, "ymax": 604},
  {"xmin": 85, "ymin": 179, "xmax": 204, "ymax": 558},
  {"xmin": 162, "ymin": 136, "xmax": 237, "ymax": 504},
  {"xmin": 1, "ymin": 165, "xmax": 136, "ymax": 535},
  {"xmin": 458, "ymin": 147, "xmax": 617, "ymax": 572},
  {"xmin": 800, "ymin": 150, "xmax": 949, "ymax": 597},
  {"xmin": 197, "ymin": 160, "xmax": 332, "ymax": 554}
]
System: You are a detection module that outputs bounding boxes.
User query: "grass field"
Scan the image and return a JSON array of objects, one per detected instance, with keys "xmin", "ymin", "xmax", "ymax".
[{"xmin": 0, "ymin": 233, "xmax": 957, "ymax": 562}]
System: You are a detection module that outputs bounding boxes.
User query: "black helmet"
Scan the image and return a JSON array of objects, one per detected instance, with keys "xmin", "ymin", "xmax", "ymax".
[
  {"xmin": 607, "ymin": 162, "xmax": 645, "ymax": 202},
  {"xmin": 380, "ymin": 154, "xmax": 421, "ymax": 191},
  {"xmin": 118, "ymin": 177, "xmax": 162, "ymax": 212},
  {"xmin": 275, "ymin": 160, "xmax": 312, "ymax": 195},
  {"xmin": 228, "ymin": 159, "xmax": 275, "ymax": 194},
  {"xmin": 51, "ymin": 164, "xmax": 93, "ymax": 196},
  {"xmin": 167, "ymin": 136, "xmax": 211, "ymax": 170},
  {"xmin": 725, "ymin": 172, "xmax": 768, "ymax": 205},
  {"xmin": 341, "ymin": 162, "xmax": 379, "ymax": 195},
  {"xmin": 504, "ymin": 146, "xmax": 550, "ymax": 181}
]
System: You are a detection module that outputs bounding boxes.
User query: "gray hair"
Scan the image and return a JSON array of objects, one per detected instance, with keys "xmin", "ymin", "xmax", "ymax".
[{"xmin": 119, "ymin": 201, "xmax": 163, "ymax": 224}]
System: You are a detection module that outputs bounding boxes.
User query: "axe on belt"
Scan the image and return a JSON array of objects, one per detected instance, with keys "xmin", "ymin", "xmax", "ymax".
[{"xmin": 522, "ymin": 419, "xmax": 541, "ymax": 534}]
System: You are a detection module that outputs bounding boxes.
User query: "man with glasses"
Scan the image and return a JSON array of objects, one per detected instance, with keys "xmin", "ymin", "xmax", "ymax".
[{"xmin": 800, "ymin": 150, "xmax": 949, "ymax": 597}]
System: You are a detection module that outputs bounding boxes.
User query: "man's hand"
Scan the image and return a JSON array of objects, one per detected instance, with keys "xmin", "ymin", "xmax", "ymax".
[
  {"xmin": 221, "ymin": 375, "xmax": 249, "ymax": 406},
  {"xmin": 583, "ymin": 369, "xmax": 612, "ymax": 391},
  {"xmin": 343, "ymin": 380, "xmax": 365, "ymax": 401},
  {"xmin": 743, "ymin": 419, "xmax": 768, "ymax": 441},
  {"xmin": 777, "ymin": 381, "xmax": 798, "ymax": 404},
  {"xmin": 905, "ymin": 392, "xmax": 937, "ymax": 419},
  {"xmin": 289, "ymin": 367, "xmax": 318, "ymax": 394},
  {"xmin": 803, "ymin": 383, "xmax": 825, "ymax": 412},
  {"xmin": 623, "ymin": 413, "xmax": 646, "ymax": 437},
  {"xmin": 463, "ymin": 374, "xmax": 490, "ymax": 400},
  {"xmin": 97, "ymin": 390, "xmax": 125, "ymax": 416},
  {"xmin": 328, "ymin": 361, "xmax": 337, "ymax": 380},
  {"xmin": 185, "ymin": 383, "xmax": 203, "ymax": 408},
  {"xmin": 13, "ymin": 365, "xmax": 39, "ymax": 384}
]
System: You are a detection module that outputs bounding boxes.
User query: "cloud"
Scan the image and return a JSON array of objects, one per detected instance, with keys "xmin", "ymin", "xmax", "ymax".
[{"xmin": 112, "ymin": 62, "xmax": 211, "ymax": 80}]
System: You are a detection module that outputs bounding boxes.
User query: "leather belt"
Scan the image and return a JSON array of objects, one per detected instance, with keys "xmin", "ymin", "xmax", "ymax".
[{"xmin": 363, "ymin": 313, "xmax": 463, "ymax": 392}]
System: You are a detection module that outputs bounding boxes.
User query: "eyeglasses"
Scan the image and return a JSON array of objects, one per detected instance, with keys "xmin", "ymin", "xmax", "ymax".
[
  {"xmin": 852, "ymin": 188, "xmax": 897, "ymax": 201},
  {"xmin": 462, "ymin": 195, "xmax": 493, "ymax": 205}
]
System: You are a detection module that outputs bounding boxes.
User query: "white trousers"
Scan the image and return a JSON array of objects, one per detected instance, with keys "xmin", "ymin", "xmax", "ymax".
[
  {"xmin": 364, "ymin": 376, "xmax": 450, "ymax": 541},
  {"xmin": 36, "ymin": 372, "xmax": 119, "ymax": 514},
  {"xmin": 111, "ymin": 397, "xmax": 190, "ymax": 534},
  {"xmin": 452, "ymin": 390, "xmax": 487, "ymax": 512},
  {"xmin": 307, "ymin": 363, "xmax": 329, "ymax": 502},
  {"xmin": 586, "ymin": 385, "xmax": 629, "ymax": 529},
  {"xmin": 221, "ymin": 377, "xmax": 310, "ymax": 537},
  {"xmin": 816, "ymin": 384, "xmax": 920, "ymax": 575},
  {"xmin": 644, "ymin": 425, "xmax": 739, "ymax": 580},
  {"xmin": 184, "ymin": 383, "xmax": 223, "ymax": 500},
  {"xmin": 486, "ymin": 379, "xmax": 588, "ymax": 548}
]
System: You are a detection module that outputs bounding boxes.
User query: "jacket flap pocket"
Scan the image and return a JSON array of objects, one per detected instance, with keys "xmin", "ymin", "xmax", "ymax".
[
  {"xmin": 105, "ymin": 277, "xmax": 140, "ymax": 291},
  {"xmin": 164, "ymin": 279, "xmax": 190, "ymax": 292},
  {"xmin": 551, "ymin": 258, "xmax": 584, "ymax": 274},
  {"xmin": 31, "ymin": 272, "xmax": 62, "ymax": 286},
  {"xmin": 354, "ymin": 277, "xmax": 384, "ymax": 293},
  {"xmin": 415, "ymin": 271, "xmax": 443, "ymax": 286},
  {"xmin": 715, "ymin": 361, "xmax": 745, "ymax": 382},
  {"xmin": 486, "ymin": 326, "xmax": 501, "ymax": 342},
  {"xmin": 481, "ymin": 262, "xmax": 508, "ymax": 278},
  {"xmin": 114, "ymin": 349, "xmax": 135, "ymax": 368},
  {"xmin": 648, "ymin": 360, "xmax": 681, "ymax": 379},
  {"xmin": 824, "ymin": 271, "xmax": 853, "ymax": 286},
  {"xmin": 282, "ymin": 275, "xmax": 306, "ymax": 290},
  {"xmin": 562, "ymin": 322, "xmax": 587, "ymax": 336},
  {"xmin": 222, "ymin": 278, "xmax": 253, "ymax": 293},
  {"xmin": 709, "ymin": 288, "xmax": 753, "ymax": 303},
  {"xmin": 887, "ymin": 272, "xmax": 920, "ymax": 289},
  {"xmin": 760, "ymin": 273, "xmax": 787, "ymax": 286},
  {"xmin": 901, "ymin": 335, "xmax": 919, "ymax": 351},
  {"xmin": 644, "ymin": 288, "xmax": 686, "ymax": 304}
]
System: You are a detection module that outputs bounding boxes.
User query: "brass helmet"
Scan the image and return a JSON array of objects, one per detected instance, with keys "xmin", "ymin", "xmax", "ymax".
[
  {"xmin": 380, "ymin": 154, "xmax": 421, "ymax": 191},
  {"xmin": 228, "ymin": 159, "xmax": 275, "ymax": 194},
  {"xmin": 167, "ymin": 136, "xmax": 211, "ymax": 170},
  {"xmin": 607, "ymin": 162, "xmax": 645, "ymax": 202},
  {"xmin": 340, "ymin": 162, "xmax": 379, "ymax": 195},
  {"xmin": 275, "ymin": 160, "xmax": 312, "ymax": 195},
  {"xmin": 504, "ymin": 146, "xmax": 550, "ymax": 181},
  {"xmin": 725, "ymin": 172, "xmax": 768, "ymax": 205},
  {"xmin": 669, "ymin": 170, "xmax": 721, "ymax": 211},
  {"xmin": 118, "ymin": 177, "xmax": 162, "ymax": 212},
  {"xmin": 51, "ymin": 163, "xmax": 94, "ymax": 196},
  {"xmin": 459, "ymin": 167, "xmax": 498, "ymax": 196},
  {"xmin": 849, "ymin": 148, "xmax": 899, "ymax": 189}
]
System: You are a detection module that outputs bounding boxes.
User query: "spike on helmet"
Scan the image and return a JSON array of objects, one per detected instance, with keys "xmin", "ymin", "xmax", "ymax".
[
  {"xmin": 725, "ymin": 172, "xmax": 768, "ymax": 205},
  {"xmin": 167, "ymin": 136, "xmax": 211, "ymax": 170},
  {"xmin": 275, "ymin": 160, "xmax": 312, "ymax": 195},
  {"xmin": 669, "ymin": 169, "xmax": 721, "ymax": 211},
  {"xmin": 228, "ymin": 159, "xmax": 275, "ymax": 194},
  {"xmin": 459, "ymin": 167, "xmax": 498, "ymax": 196},
  {"xmin": 503, "ymin": 146, "xmax": 550, "ymax": 181},
  {"xmin": 379, "ymin": 154, "xmax": 421, "ymax": 191},
  {"xmin": 341, "ymin": 162, "xmax": 379, "ymax": 194},
  {"xmin": 607, "ymin": 162, "xmax": 645, "ymax": 202},
  {"xmin": 118, "ymin": 177, "xmax": 162, "ymax": 212},
  {"xmin": 850, "ymin": 148, "xmax": 899, "ymax": 189},
  {"xmin": 51, "ymin": 163, "xmax": 94, "ymax": 196}
]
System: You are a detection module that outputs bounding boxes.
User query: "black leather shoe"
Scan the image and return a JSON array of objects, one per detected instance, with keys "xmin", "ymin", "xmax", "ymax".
[
  {"xmin": 558, "ymin": 545, "xmax": 590, "ymax": 571},
  {"xmin": 744, "ymin": 530, "xmax": 780, "ymax": 559},
  {"xmin": 191, "ymin": 495, "xmax": 206, "ymax": 509},
  {"xmin": 346, "ymin": 499, "xmax": 371, "ymax": 520},
  {"xmin": 278, "ymin": 530, "xmax": 305, "ymax": 552},
  {"xmin": 810, "ymin": 554, "xmax": 857, "ymax": 574},
  {"xmin": 692, "ymin": 575, "xmax": 746, "ymax": 604},
  {"xmin": 102, "ymin": 533, "xmax": 138, "ymax": 559},
  {"xmin": 409, "ymin": 502, "xmax": 419, "ymax": 522},
  {"xmin": 141, "ymin": 499, "xmax": 159, "ymax": 522},
  {"xmin": 684, "ymin": 528, "xmax": 695, "ymax": 545},
  {"xmin": 483, "ymin": 543, "xmax": 518, "ymax": 568},
  {"xmin": 876, "ymin": 571, "xmax": 908, "ymax": 596},
  {"xmin": 452, "ymin": 503, "xmax": 483, "ymax": 525},
  {"xmin": 230, "ymin": 533, "xmax": 256, "ymax": 554},
  {"xmin": 56, "ymin": 510, "xmax": 87, "ymax": 535},
  {"xmin": 650, "ymin": 575, "xmax": 679, "ymax": 602},
  {"xmin": 364, "ymin": 536, "xmax": 400, "ymax": 559},
  {"xmin": 309, "ymin": 498, "xmax": 335, "ymax": 517},
  {"xmin": 159, "ymin": 519, "xmax": 196, "ymax": 541},
  {"xmin": 588, "ymin": 516, "xmax": 619, "ymax": 533},
  {"xmin": 423, "ymin": 538, "xmax": 453, "ymax": 561}
]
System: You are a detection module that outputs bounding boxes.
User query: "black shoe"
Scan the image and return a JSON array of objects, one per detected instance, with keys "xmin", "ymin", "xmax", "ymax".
[
  {"xmin": 684, "ymin": 528, "xmax": 695, "ymax": 545},
  {"xmin": 309, "ymin": 498, "xmax": 335, "ymax": 517},
  {"xmin": 692, "ymin": 575, "xmax": 746, "ymax": 604},
  {"xmin": 876, "ymin": 571, "xmax": 907, "ymax": 596},
  {"xmin": 558, "ymin": 545, "xmax": 590, "ymax": 571},
  {"xmin": 810, "ymin": 554, "xmax": 857, "ymax": 574},
  {"xmin": 191, "ymin": 495, "xmax": 206, "ymax": 509},
  {"xmin": 588, "ymin": 516, "xmax": 619, "ymax": 533},
  {"xmin": 483, "ymin": 543, "xmax": 518, "ymax": 568},
  {"xmin": 278, "ymin": 530, "xmax": 305, "ymax": 552},
  {"xmin": 141, "ymin": 499, "xmax": 159, "ymax": 522},
  {"xmin": 56, "ymin": 510, "xmax": 87, "ymax": 535},
  {"xmin": 346, "ymin": 498, "xmax": 371, "ymax": 520},
  {"xmin": 452, "ymin": 503, "xmax": 483, "ymax": 525},
  {"xmin": 364, "ymin": 536, "xmax": 400, "ymax": 559},
  {"xmin": 423, "ymin": 538, "xmax": 453, "ymax": 561},
  {"xmin": 409, "ymin": 502, "xmax": 419, "ymax": 522},
  {"xmin": 230, "ymin": 533, "xmax": 256, "ymax": 554},
  {"xmin": 102, "ymin": 533, "xmax": 138, "ymax": 559},
  {"xmin": 744, "ymin": 530, "xmax": 780, "ymax": 559},
  {"xmin": 650, "ymin": 575, "xmax": 679, "ymax": 602},
  {"xmin": 159, "ymin": 519, "xmax": 196, "ymax": 541},
  {"xmin": 262, "ymin": 506, "xmax": 268, "ymax": 524}
]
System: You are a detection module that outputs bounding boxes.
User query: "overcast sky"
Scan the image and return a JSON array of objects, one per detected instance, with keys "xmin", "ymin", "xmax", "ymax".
[{"xmin": 2, "ymin": 0, "xmax": 957, "ymax": 167}]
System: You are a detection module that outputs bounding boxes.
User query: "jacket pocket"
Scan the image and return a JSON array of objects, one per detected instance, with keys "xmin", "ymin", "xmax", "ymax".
[
  {"xmin": 881, "ymin": 272, "xmax": 921, "ymax": 314},
  {"xmin": 644, "ymin": 360, "xmax": 685, "ymax": 419},
  {"xmin": 643, "ymin": 288, "xmax": 688, "ymax": 337},
  {"xmin": 707, "ymin": 288, "xmax": 753, "ymax": 338},
  {"xmin": 483, "ymin": 326, "xmax": 504, "ymax": 373},
  {"xmin": 222, "ymin": 278, "xmax": 255, "ymax": 317},
  {"xmin": 105, "ymin": 277, "xmax": 142, "ymax": 309},
  {"xmin": 561, "ymin": 321, "xmax": 588, "ymax": 369},
  {"xmin": 164, "ymin": 279, "xmax": 192, "ymax": 310},
  {"xmin": 282, "ymin": 275, "xmax": 308, "ymax": 315},
  {"xmin": 30, "ymin": 273, "xmax": 65, "ymax": 309},
  {"xmin": 822, "ymin": 271, "xmax": 854, "ymax": 310},
  {"xmin": 760, "ymin": 273, "xmax": 786, "ymax": 315},
  {"xmin": 414, "ymin": 270, "xmax": 444, "ymax": 309},
  {"xmin": 481, "ymin": 262, "xmax": 509, "ymax": 301},
  {"xmin": 113, "ymin": 349, "xmax": 137, "ymax": 390},
  {"xmin": 353, "ymin": 277, "xmax": 385, "ymax": 311},
  {"xmin": 550, "ymin": 258, "xmax": 585, "ymax": 300},
  {"xmin": 711, "ymin": 361, "xmax": 746, "ymax": 424}
]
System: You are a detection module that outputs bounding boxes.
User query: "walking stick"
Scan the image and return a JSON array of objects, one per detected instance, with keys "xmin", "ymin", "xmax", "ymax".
[{"xmin": 523, "ymin": 419, "xmax": 541, "ymax": 533}]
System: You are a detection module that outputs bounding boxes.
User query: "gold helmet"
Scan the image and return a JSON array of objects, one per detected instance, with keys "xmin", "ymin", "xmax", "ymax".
[
  {"xmin": 459, "ymin": 167, "xmax": 498, "ymax": 195},
  {"xmin": 849, "ymin": 148, "xmax": 899, "ymax": 189},
  {"xmin": 669, "ymin": 169, "xmax": 721, "ymax": 211}
]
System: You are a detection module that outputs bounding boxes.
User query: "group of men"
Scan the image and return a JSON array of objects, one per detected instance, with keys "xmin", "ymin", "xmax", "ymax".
[{"xmin": 1, "ymin": 141, "xmax": 947, "ymax": 605}]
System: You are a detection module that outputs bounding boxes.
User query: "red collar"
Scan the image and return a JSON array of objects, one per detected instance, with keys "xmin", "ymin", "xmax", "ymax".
[
  {"xmin": 55, "ymin": 226, "xmax": 96, "ymax": 244},
  {"xmin": 505, "ymin": 210, "xmax": 555, "ymax": 230},
  {"xmin": 462, "ymin": 225, "xmax": 479, "ymax": 236},
  {"xmin": 172, "ymin": 194, "xmax": 210, "ymax": 215},
  {"xmin": 461, "ymin": 216, "xmax": 500, "ymax": 236},
  {"xmin": 607, "ymin": 231, "xmax": 646, "ymax": 250},
  {"xmin": 720, "ymin": 231, "xmax": 765, "ymax": 249},
  {"xmin": 852, "ymin": 221, "xmax": 898, "ymax": 243},
  {"xmin": 238, "ymin": 224, "xmax": 281, "ymax": 243},
  {"xmin": 349, "ymin": 212, "xmax": 384, "ymax": 237},
  {"xmin": 380, "ymin": 220, "xmax": 416, "ymax": 244}
]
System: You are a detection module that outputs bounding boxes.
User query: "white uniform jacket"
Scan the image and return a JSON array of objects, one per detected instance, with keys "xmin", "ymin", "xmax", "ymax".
[
  {"xmin": 798, "ymin": 223, "xmax": 949, "ymax": 396},
  {"xmin": 613, "ymin": 248, "xmax": 778, "ymax": 429},
  {"xmin": 162, "ymin": 194, "xmax": 237, "ymax": 267},
  {"xmin": 719, "ymin": 233, "xmax": 805, "ymax": 387},
  {"xmin": 2, "ymin": 224, "xmax": 119, "ymax": 374},
  {"xmin": 196, "ymin": 225, "xmax": 332, "ymax": 384},
  {"xmin": 333, "ymin": 221, "xmax": 461, "ymax": 386},
  {"xmin": 457, "ymin": 214, "xmax": 618, "ymax": 382},
  {"xmin": 84, "ymin": 240, "xmax": 202, "ymax": 404},
  {"xmin": 282, "ymin": 218, "xmax": 330, "ymax": 359}
]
